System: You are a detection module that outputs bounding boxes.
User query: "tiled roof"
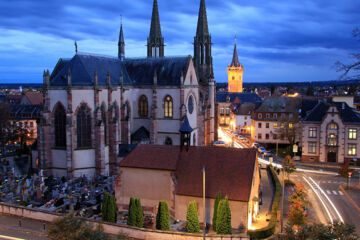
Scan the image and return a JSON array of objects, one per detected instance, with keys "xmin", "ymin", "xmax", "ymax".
[
  {"xmin": 119, "ymin": 145, "xmax": 257, "ymax": 202},
  {"xmin": 24, "ymin": 92, "xmax": 43, "ymax": 105},
  {"xmin": 50, "ymin": 54, "xmax": 132, "ymax": 87},
  {"xmin": 303, "ymin": 101, "xmax": 360, "ymax": 124},
  {"xmin": 124, "ymin": 56, "xmax": 190, "ymax": 86},
  {"xmin": 255, "ymin": 96, "xmax": 301, "ymax": 113},
  {"xmin": 216, "ymin": 92, "xmax": 262, "ymax": 104}
]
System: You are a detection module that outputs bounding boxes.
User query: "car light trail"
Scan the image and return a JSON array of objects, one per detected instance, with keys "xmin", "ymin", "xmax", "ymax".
[
  {"xmin": 309, "ymin": 176, "xmax": 344, "ymax": 223},
  {"xmin": 303, "ymin": 176, "xmax": 333, "ymax": 224}
]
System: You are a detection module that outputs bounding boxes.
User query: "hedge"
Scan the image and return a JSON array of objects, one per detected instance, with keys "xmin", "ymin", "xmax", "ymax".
[{"xmin": 248, "ymin": 165, "xmax": 281, "ymax": 239}]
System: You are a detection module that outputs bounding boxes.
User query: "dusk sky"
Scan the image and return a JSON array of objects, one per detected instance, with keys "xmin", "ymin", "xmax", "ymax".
[{"xmin": 0, "ymin": 0, "xmax": 359, "ymax": 83}]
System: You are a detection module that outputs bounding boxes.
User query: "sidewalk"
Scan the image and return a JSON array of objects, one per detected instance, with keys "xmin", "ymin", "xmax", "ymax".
[
  {"xmin": 252, "ymin": 168, "xmax": 275, "ymax": 229},
  {"xmin": 339, "ymin": 182, "xmax": 360, "ymax": 213}
]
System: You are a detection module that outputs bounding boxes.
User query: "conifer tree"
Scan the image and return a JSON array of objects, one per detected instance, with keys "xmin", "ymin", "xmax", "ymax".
[
  {"xmin": 127, "ymin": 197, "xmax": 137, "ymax": 226},
  {"xmin": 216, "ymin": 197, "xmax": 232, "ymax": 234},
  {"xmin": 212, "ymin": 192, "xmax": 222, "ymax": 231},
  {"xmin": 107, "ymin": 194, "xmax": 117, "ymax": 223},
  {"xmin": 135, "ymin": 198, "xmax": 144, "ymax": 227},
  {"xmin": 156, "ymin": 201, "xmax": 170, "ymax": 230},
  {"xmin": 186, "ymin": 201, "xmax": 200, "ymax": 233},
  {"xmin": 101, "ymin": 191, "xmax": 109, "ymax": 221}
]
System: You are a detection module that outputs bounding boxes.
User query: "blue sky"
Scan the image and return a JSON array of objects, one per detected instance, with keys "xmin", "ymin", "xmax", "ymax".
[{"xmin": 0, "ymin": 0, "xmax": 359, "ymax": 83}]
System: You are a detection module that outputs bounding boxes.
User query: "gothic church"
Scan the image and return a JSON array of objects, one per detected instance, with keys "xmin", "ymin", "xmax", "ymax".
[{"xmin": 39, "ymin": 0, "xmax": 216, "ymax": 178}]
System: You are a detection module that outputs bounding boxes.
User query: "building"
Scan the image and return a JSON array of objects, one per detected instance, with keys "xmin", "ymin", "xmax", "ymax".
[
  {"xmin": 216, "ymin": 93, "xmax": 261, "ymax": 131},
  {"xmin": 115, "ymin": 144, "xmax": 260, "ymax": 230},
  {"xmin": 227, "ymin": 40, "xmax": 244, "ymax": 93},
  {"xmin": 251, "ymin": 97, "xmax": 302, "ymax": 146},
  {"xmin": 301, "ymin": 101, "xmax": 360, "ymax": 163},
  {"xmin": 20, "ymin": 92, "xmax": 43, "ymax": 105},
  {"xmin": 38, "ymin": 0, "xmax": 216, "ymax": 178},
  {"xmin": 230, "ymin": 103, "xmax": 257, "ymax": 135}
]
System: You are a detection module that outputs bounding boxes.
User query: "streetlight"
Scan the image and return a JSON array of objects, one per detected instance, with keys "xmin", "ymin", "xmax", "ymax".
[
  {"xmin": 270, "ymin": 131, "xmax": 279, "ymax": 157},
  {"xmin": 202, "ymin": 166, "xmax": 206, "ymax": 239},
  {"xmin": 280, "ymin": 162, "xmax": 285, "ymax": 233}
]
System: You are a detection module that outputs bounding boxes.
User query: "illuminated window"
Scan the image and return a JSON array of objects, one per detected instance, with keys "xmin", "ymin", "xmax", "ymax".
[
  {"xmin": 309, "ymin": 127, "xmax": 317, "ymax": 138},
  {"xmin": 266, "ymin": 123, "xmax": 269, "ymax": 128},
  {"xmin": 327, "ymin": 134, "xmax": 337, "ymax": 146},
  {"xmin": 226, "ymin": 107, "xmax": 230, "ymax": 115},
  {"xmin": 258, "ymin": 133, "xmax": 262, "ymax": 139},
  {"xmin": 138, "ymin": 95, "xmax": 148, "ymax": 117},
  {"xmin": 348, "ymin": 128, "xmax": 357, "ymax": 140},
  {"xmin": 308, "ymin": 142, "xmax": 316, "ymax": 154},
  {"xmin": 220, "ymin": 107, "xmax": 224, "ymax": 115},
  {"xmin": 348, "ymin": 144, "xmax": 356, "ymax": 156},
  {"xmin": 281, "ymin": 123, "xmax": 285, "ymax": 128},
  {"xmin": 164, "ymin": 95, "xmax": 173, "ymax": 118},
  {"xmin": 328, "ymin": 123, "xmax": 338, "ymax": 130},
  {"xmin": 244, "ymin": 116, "xmax": 247, "ymax": 120},
  {"xmin": 289, "ymin": 123, "xmax": 293, "ymax": 128},
  {"xmin": 274, "ymin": 123, "xmax": 278, "ymax": 128}
]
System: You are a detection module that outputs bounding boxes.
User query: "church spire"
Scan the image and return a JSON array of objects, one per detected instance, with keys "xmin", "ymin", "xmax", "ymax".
[
  {"xmin": 194, "ymin": 0, "xmax": 213, "ymax": 85},
  {"xmin": 147, "ymin": 0, "xmax": 164, "ymax": 58},
  {"xmin": 118, "ymin": 20, "xmax": 125, "ymax": 60},
  {"xmin": 230, "ymin": 38, "xmax": 240, "ymax": 67},
  {"xmin": 196, "ymin": 0, "xmax": 209, "ymax": 37}
]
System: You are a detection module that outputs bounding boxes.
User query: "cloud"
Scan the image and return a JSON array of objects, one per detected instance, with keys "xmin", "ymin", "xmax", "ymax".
[{"xmin": 0, "ymin": 0, "xmax": 359, "ymax": 83}]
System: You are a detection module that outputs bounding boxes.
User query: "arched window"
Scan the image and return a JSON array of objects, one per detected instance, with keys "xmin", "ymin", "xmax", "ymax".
[
  {"xmin": 327, "ymin": 134, "xmax": 337, "ymax": 146},
  {"xmin": 101, "ymin": 104, "xmax": 108, "ymax": 145},
  {"xmin": 188, "ymin": 95, "xmax": 194, "ymax": 114},
  {"xmin": 165, "ymin": 137, "xmax": 172, "ymax": 145},
  {"xmin": 54, "ymin": 104, "xmax": 66, "ymax": 148},
  {"xmin": 328, "ymin": 123, "xmax": 338, "ymax": 130},
  {"xmin": 138, "ymin": 95, "xmax": 148, "ymax": 117},
  {"xmin": 164, "ymin": 95, "xmax": 173, "ymax": 118},
  {"xmin": 77, "ymin": 104, "xmax": 92, "ymax": 148}
]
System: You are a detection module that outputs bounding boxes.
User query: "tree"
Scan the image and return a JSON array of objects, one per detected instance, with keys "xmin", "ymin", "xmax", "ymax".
[
  {"xmin": 288, "ymin": 183, "xmax": 309, "ymax": 206},
  {"xmin": 107, "ymin": 194, "xmax": 117, "ymax": 223},
  {"xmin": 102, "ymin": 191, "xmax": 109, "ymax": 221},
  {"xmin": 288, "ymin": 199, "xmax": 307, "ymax": 226},
  {"xmin": 305, "ymin": 86, "xmax": 314, "ymax": 96},
  {"xmin": 47, "ymin": 213, "xmax": 114, "ymax": 240},
  {"xmin": 335, "ymin": 28, "xmax": 360, "ymax": 80},
  {"xmin": 212, "ymin": 192, "xmax": 222, "ymax": 231},
  {"xmin": 339, "ymin": 161, "xmax": 354, "ymax": 179},
  {"xmin": 185, "ymin": 201, "xmax": 200, "ymax": 233},
  {"xmin": 215, "ymin": 197, "xmax": 232, "ymax": 235},
  {"xmin": 127, "ymin": 197, "xmax": 136, "ymax": 226},
  {"xmin": 284, "ymin": 155, "xmax": 296, "ymax": 181},
  {"xmin": 282, "ymin": 222, "xmax": 359, "ymax": 240},
  {"xmin": 156, "ymin": 201, "xmax": 170, "ymax": 231},
  {"xmin": 135, "ymin": 198, "xmax": 143, "ymax": 228},
  {"xmin": 275, "ymin": 113, "xmax": 300, "ymax": 149}
]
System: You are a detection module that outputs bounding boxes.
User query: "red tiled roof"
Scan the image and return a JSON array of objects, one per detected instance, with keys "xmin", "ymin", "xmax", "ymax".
[
  {"xmin": 119, "ymin": 145, "xmax": 257, "ymax": 202},
  {"xmin": 118, "ymin": 144, "xmax": 179, "ymax": 171},
  {"xmin": 24, "ymin": 92, "xmax": 43, "ymax": 105}
]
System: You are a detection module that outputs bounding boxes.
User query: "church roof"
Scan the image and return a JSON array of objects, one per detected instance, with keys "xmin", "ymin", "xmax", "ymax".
[
  {"xmin": 196, "ymin": 0, "xmax": 209, "ymax": 37},
  {"xmin": 131, "ymin": 126, "xmax": 150, "ymax": 142},
  {"xmin": 124, "ymin": 56, "xmax": 191, "ymax": 86},
  {"xmin": 179, "ymin": 116, "xmax": 193, "ymax": 133},
  {"xmin": 119, "ymin": 24, "xmax": 125, "ymax": 44},
  {"xmin": 50, "ymin": 54, "xmax": 132, "ymax": 87},
  {"xmin": 230, "ymin": 42, "xmax": 241, "ymax": 67}
]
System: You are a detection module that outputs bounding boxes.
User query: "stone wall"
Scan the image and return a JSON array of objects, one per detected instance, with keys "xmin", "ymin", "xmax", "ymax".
[{"xmin": 0, "ymin": 202, "xmax": 249, "ymax": 240}]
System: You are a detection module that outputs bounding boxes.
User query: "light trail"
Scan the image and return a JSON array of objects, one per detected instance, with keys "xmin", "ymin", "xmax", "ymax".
[
  {"xmin": 309, "ymin": 176, "xmax": 344, "ymax": 223},
  {"xmin": 303, "ymin": 176, "xmax": 333, "ymax": 224},
  {"xmin": 0, "ymin": 235, "xmax": 26, "ymax": 240}
]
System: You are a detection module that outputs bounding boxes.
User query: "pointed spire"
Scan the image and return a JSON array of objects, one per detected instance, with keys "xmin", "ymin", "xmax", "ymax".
[
  {"xmin": 231, "ymin": 38, "xmax": 240, "ymax": 67},
  {"xmin": 118, "ymin": 15, "xmax": 125, "ymax": 60},
  {"xmin": 196, "ymin": 0, "xmax": 209, "ymax": 37},
  {"xmin": 149, "ymin": 0, "xmax": 162, "ymax": 40}
]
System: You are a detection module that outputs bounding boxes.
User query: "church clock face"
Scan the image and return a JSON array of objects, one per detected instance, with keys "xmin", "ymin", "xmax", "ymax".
[{"xmin": 188, "ymin": 96, "xmax": 194, "ymax": 114}]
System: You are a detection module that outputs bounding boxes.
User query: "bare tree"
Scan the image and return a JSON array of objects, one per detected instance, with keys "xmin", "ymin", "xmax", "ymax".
[
  {"xmin": 276, "ymin": 115, "xmax": 300, "ymax": 147},
  {"xmin": 335, "ymin": 28, "xmax": 360, "ymax": 79}
]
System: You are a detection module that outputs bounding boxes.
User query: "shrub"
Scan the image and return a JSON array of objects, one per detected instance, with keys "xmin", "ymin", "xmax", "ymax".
[
  {"xmin": 212, "ymin": 192, "xmax": 222, "ymax": 231},
  {"xmin": 127, "ymin": 197, "xmax": 136, "ymax": 226},
  {"xmin": 186, "ymin": 201, "xmax": 200, "ymax": 233},
  {"xmin": 156, "ymin": 200, "xmax": 170, "ymax": 230},
  {"xmin": 216, "ymin": 197, "xmax": 232, "ymax": 235}
]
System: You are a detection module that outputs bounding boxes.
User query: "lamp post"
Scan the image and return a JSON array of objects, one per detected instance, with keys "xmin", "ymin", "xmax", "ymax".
[
  {"xmin": 202, "ymin": 166, "xmax": 206, "ymax": 239},
  {"xmin": 281, "ymin": 162, "xmax": 285, "ymax": 233}
]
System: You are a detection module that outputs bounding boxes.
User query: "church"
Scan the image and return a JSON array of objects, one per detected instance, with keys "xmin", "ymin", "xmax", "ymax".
[{"xmin": 38, "ymin": 0, "xmax": 216, "ymax": 178}]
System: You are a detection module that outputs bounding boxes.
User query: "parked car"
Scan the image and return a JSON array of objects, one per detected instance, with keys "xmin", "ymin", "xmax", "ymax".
[
  {"xmin": 264, "ymin": 150, "xmax": 272, "ymax": 157},
  {"xmin": 213, "ymin": 141, "xmax": 226, "ymax": 147},
  {"xmin": 258, "ymin": 147, "xmax": 266, "ymax": 154}
]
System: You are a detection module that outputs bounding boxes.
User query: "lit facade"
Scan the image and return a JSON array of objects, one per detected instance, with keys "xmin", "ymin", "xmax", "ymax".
[{"xmin": 227, "ymin": 40, "xmax": 244, "ymax": 93}]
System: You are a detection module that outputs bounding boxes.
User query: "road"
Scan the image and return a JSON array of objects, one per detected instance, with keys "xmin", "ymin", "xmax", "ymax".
[{"xmin": 220, "ymin": 128, "xmax": 360, "ymax": 233}]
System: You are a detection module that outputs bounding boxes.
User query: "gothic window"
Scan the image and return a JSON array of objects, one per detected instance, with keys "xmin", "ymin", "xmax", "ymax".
[
  {"xmin": 165, "ymin": 137, "xmax": 172, "ymax": 145},
  {"xmin": 101, "ymin": 105, "xmax": 108, "ymax": 145},
  {"xmin": 188, "ymin": 96, "xmax": 194, "ymax": 114},
  {"xmin": 327, "ymin": 134, "xmax": 337, "ymax": 146},
  {"xmin": 77, "ymin": 104, "xmax": 92, "ymax": 148},
  {"xmin": 328, "ymin": 123, "xmax": 338, "ymax": 130},
  {"xmin": 164, "ymin": 95, "xmax": 173, "ymax": 118},
  {"xmin": 54, "ymin": 104, "xmax": 66, "ymax": 148},
  {"xmin": 138, "ymin": 95, "xmax": 148, "ymax": 117}
]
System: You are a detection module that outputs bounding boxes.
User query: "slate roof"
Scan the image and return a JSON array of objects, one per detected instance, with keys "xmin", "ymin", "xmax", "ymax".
[
  {"xmin": 9, "ymin": 104, "xmax": 42, "ymax": 120},
  {"xmin": 255, "ymin": 96, "xmax": 301, "ymax": 113},
  {"xmin": 216, "ymin": 92, "xmax": 262, "ymax": 104},
  {"xmin": 131, "ymin": 126, "xmax": 150, "ymax": 142},
  {"xmin": 119, "ymin": 145, "xmax": 257, "ymax": 202},
  {"xmin": 230, "ymin": 42, "xmax": 242, "ymax": 67},
  {"xmin": 149, "ymin": 0, "xmax": 162, "ymax": 41},
  {"xmin": 118, "ymin": 144, "xmax": 138, "ymax": 158},
  {"xmin": 299, "ymin": 98, "xmax": 319, "ymax": 119},
  {"xmin": 196, "ymin": 0, "xmax": 209, "ymax": 37},
  {"xmin": 50, "ymin": 54, "xmax": 132, "ymax": 87},
  {"xmin": 124, "ymin": 56, "xmax": 190, "ymax": 86},
  {"xmin": 179, "ymin": 116, "xmax": 193, "ymax": 133},
  {"xmin": 303, "ymin": 101, "xmax": 360, "ymax": 124}
]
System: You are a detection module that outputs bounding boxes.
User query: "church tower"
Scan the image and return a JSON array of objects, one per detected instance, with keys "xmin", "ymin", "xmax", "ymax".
[
  {"xmin": 194, "ymin": 0, "xmax": 213, "ymax": 85},
  {"xmin": 118, "ymin": 23, "xmax": 125, "ymax": 60},
  {"xmin": 227, "ymin": 39, "xmax": 244, "ymax": 93},
  {"xmin": 147, "ymin": 0, "xmax": 164, "ymax": 58}
]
